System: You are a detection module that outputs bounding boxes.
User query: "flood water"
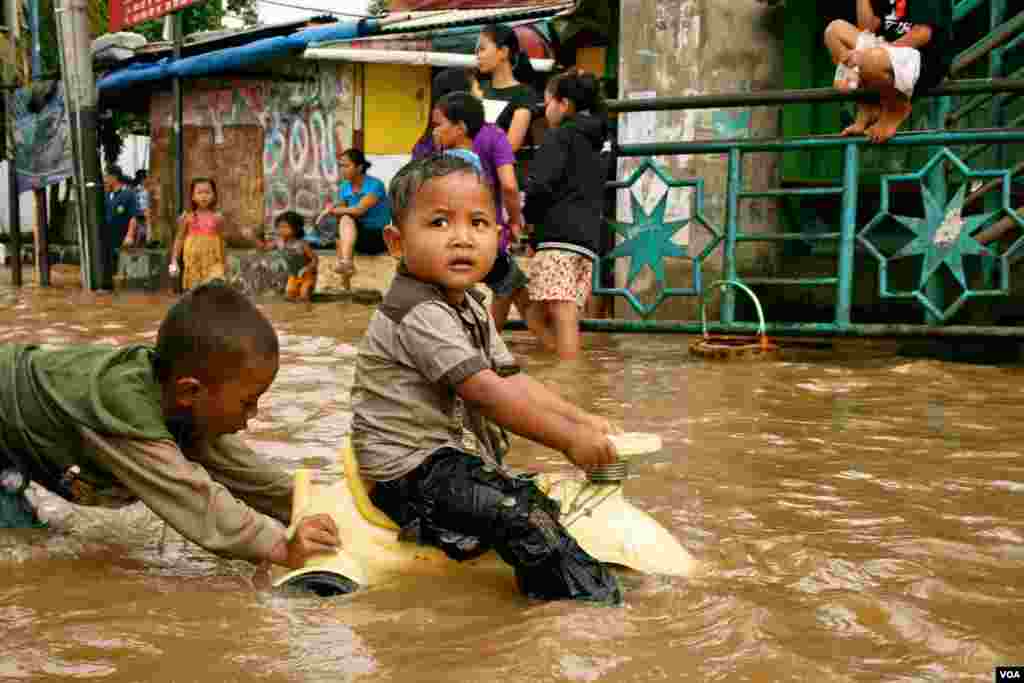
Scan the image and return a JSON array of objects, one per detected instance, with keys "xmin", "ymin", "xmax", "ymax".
[{"xmin": 2, "ymin": 267, "xmax": 1023, "ymax": 682}]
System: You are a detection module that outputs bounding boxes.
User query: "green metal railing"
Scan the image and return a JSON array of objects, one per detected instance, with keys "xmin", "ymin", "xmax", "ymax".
[
  {"xmin": 554, "ymin": 3, "xmax": 1024, "ymax": 338},
  {"xmin": 584, "ymin": 127, "xmax": 1024, "ymax": 336}
]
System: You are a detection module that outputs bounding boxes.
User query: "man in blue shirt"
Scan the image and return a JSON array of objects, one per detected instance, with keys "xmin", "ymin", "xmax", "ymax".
[{"xmin": 101, "ymin": 167, "xmax": 139, "ymax": 290}]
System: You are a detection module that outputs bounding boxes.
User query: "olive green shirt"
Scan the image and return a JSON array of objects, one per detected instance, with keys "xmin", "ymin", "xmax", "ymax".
[{"xmin": 0, "ymin": 344, "xmax": 291, "ymax": 563}]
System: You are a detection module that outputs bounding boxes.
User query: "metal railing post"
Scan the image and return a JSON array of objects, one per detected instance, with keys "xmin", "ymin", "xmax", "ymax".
[
  {"xmin": 836, "ymin": 142, "xmax": 860, "ymax": 329},
  {"xmin": 982, "ymin": 0, "xmax": 1008, "ymax": 288},
  {"xmin": 926, "ymin": 96, "xmax": 952, "ymax": 324},
  {"xmin": 721, "ymin": 148, "xmax": 741, "ymax": 324}
]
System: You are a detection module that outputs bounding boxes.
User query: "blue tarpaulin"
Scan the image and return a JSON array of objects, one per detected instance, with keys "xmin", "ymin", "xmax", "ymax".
[{"xmin": 97, "ymin": 18, "xmax": 379, "ymax": 96}]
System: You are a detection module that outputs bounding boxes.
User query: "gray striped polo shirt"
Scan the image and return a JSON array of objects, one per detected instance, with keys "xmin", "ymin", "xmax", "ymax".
[{"xmin": 351, "ymin": 268, "xmax": 519, "ymax": 482}]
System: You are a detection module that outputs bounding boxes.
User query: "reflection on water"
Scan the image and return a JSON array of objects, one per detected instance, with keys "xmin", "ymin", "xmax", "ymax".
[{"xmin": 2, "ymin": 274, "xmax": 1023, "ymax": 681}]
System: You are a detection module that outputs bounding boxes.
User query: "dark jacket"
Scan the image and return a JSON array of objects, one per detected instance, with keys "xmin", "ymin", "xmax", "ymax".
[{"xmin": 523, "ymin": 112, "xmax": 607, "ymax": 257}]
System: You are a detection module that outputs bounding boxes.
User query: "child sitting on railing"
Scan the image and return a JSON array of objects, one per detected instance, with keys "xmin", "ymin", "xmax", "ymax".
[{"xmin": 825, "ymin": 0, "xmax": 953, "ymax": 143}]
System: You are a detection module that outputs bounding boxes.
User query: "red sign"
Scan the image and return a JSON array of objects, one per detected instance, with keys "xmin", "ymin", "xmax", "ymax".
[{"xmin": 109, "ymin": 0, "xmax": 202, "ymax": 32}]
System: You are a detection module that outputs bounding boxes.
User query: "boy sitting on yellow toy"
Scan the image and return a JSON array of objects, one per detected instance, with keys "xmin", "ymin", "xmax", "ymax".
[{"xmin": 350, "ymin": 155, "xmax": 622, "ymax": 604}]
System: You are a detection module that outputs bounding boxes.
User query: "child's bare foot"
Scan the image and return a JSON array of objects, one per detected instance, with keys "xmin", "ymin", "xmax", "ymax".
[
  {"xmin": 866, "ymin": 98, "xmax": 912, "ymax": 144},
  {"xmin": 834, "ymin": 78, "xmax": 856, "ymax": 94},
  {"xmin": 833, "ymin": 62, "xmax": 860, "ymax": 93},
  {"xmin": 842, "ymin": 103, "xmax": 881, "ymax": 136}
]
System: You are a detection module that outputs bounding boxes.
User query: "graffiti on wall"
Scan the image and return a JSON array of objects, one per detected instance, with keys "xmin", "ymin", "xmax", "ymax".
[{"xmin": 152, "ymin": 65, "xmax": 357, "ymax": 229}]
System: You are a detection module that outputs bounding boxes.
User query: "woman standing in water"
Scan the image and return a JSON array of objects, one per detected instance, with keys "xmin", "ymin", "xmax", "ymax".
[{"xmin": 328, "ymin": 149, "xmax": 392, "ymax": 290}]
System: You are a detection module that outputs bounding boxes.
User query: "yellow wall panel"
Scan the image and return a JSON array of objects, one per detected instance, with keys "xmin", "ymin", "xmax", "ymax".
[
  {"xmin": 576, "ymin": 46, "xmax": 607, "ymax": 78},
  {"xmin": 363, "ymin": 63, "xmax": 431, "ymax": 155}
]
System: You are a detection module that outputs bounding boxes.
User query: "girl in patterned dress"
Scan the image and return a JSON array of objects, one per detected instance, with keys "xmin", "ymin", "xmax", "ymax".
[
  {"xmin": 169, "ymin": 178, "xmax": 227, "ymax": 291},
  {"xmin": 523, "ymin": 72, "xmax": 607, "ymax": 361}
]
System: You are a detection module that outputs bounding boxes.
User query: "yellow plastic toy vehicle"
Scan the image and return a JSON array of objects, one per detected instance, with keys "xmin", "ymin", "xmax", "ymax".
[{"xmin": 273, "ymin": 433, "xmax": 698, "ymax": 596}]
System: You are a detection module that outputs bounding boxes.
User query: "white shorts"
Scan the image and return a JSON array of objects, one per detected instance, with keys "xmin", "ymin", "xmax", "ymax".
[{"xmin": 835, "ymin": 32, "xmax": 922, "ymax": 99}]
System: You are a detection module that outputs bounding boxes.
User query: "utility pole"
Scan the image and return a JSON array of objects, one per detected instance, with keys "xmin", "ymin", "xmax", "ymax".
[
  {"xmin": 55, "ymin": 0, "xmax": 103, "ymax": 290},
  {"xmin": 172, "ymin": 12, "xmax": 184, "ymax": 219},
  {"xmin": 165, "ymin": 12, "xmax": 184, "ymax": 293},
  {"xmin": 2, "ymin": 0, "xmax": 23, "ymax": 285},
  {"xmin": 29, "ymin": 0, "xmax": 49, "ymax": 286},
  {"xmin": 5, "ymin": 88, "xmax": 22, "ymax": 287}
]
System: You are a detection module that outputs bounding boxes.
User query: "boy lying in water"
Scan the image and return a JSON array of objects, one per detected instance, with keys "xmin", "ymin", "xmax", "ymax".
[
  {"xmin": 0, "ymin": 283, "xmax": 339, "ymax": 569},
  {"xmin": 825, "ymin": 0, "xmax": 953, "ymax": 143},
  {"xmin": 350, "ymin": 155, "xmax": 622, "ymax": 604}
]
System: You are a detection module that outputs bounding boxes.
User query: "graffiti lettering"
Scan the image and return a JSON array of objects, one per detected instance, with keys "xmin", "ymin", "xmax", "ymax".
[{"xmin": 152, "ymin": 69, "xmax": 352, "ymax": 231}]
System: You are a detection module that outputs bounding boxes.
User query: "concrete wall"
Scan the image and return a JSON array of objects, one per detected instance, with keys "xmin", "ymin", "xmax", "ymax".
[
  {"xmin": 148, "ymin": 63, "xmax": 359, "ymax": 245},
  {"xmin": 0, "ymin": 0, "xmax": 25, "ymax": 87},
  {"xmin": 614, "ymin": 0, "xmax": 786, "ymax": 320}
]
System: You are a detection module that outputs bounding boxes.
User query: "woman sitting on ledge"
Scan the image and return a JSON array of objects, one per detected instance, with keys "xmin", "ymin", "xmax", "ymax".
[{"xmin": 326, "ymin": 149, "xmax": 393, "ymax": 290}]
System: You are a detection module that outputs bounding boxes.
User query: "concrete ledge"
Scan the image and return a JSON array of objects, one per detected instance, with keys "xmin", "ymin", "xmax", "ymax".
[
  {"xmin": 0, "ymin": 243, "xmax": 82, "ymax": 266},
  {"xmin": 117, "ymin": 248, "xmax": 399, "ymax": 297}
]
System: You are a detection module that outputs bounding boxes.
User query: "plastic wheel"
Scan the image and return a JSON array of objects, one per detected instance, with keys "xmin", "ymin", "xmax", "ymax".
[{"xmin": 277, "ymin": 571, "xmax": 359, "ymax": 597}]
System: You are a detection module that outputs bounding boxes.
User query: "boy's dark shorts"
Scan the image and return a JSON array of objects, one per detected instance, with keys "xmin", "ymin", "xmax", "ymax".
[
  {"xmin": 483, "ymin": 251, "xmax": 529, "ymax": 298},
  {"xmin": 370, "ymin": 448, "xmax": 621, "ymax": 604}
]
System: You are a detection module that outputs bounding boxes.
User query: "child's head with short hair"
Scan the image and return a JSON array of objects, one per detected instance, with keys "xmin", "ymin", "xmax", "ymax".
[
  {"xmin": 154, "ymin": 282, "xmax": 279, "ymax": 437},
  {"xmin": 385, "ymin": 155, "xmax": 498, "ymax": 305},
  {"xmin": 189, "ymin": 177, "xmax": 218, "ymax": 211},
  {"xmin": 275, "ymin": 210, "xmax": 305, "ymax": 241},
  {"xmin": 432, "ymin": 92, "xmax": 485, "ymax": 150},
  {"xmin": 543, "ymin": 70, "xmax": 603, "ymax": 127}
]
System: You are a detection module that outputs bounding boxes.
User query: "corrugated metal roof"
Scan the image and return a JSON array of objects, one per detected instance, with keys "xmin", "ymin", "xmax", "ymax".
[
  {"xmin": 377, "ymin": 2, "xmax": 575, "ymax": 34},
  {"xmin": 127, "ymin": 16, "xmax": 339, "ymax": 59},
  {"xmin": 390, "ymin": 1, "xmax": 545, "ymax": 8}
]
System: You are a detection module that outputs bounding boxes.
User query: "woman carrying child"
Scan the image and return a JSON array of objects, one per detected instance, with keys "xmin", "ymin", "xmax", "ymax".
[
  {"xmin": 260, "ymin": 210, "xmax": 318, "ymax": 302},
  {"xmin": 169, "ymin": 177, "xmax": 227, "ymax": 291},
  {"xmin": 523, "ymin": 71, "xmax": 607, "ymax": 361}
]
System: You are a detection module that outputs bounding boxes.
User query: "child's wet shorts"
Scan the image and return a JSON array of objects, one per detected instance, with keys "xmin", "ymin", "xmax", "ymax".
[
  {"xmin": 483, "ymin": 251, "xmax": 529, "ymax": 297},
  {"xmin": 528, "ymin": 249, "xmax": 593, "ymax": 310},
  {"xmin": 368, "ymin": 448, "xmax": 621, "ymax": 604}
]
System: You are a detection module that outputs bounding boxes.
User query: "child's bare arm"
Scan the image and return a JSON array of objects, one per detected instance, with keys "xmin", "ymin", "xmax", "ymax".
[
  {"xmin": 216, "ymin": 214, "xmax": 227, "ymax": 263},
  {"xmin": 502, "ymin": 373, "xmax": 617, "ymax": 434},
  {"xmin": 457, "ymin": 370, "xmax": 617, "ymax": 469},
  {"xmin": 891, "ymin": 25, "xmax": 933, "ymax": 49},
  {"xmin": 303, "ymin": 243, "xmax": 318, "ymax": 273},
  {"xmin": 857, "ymin": 0, "xmax": 880, "ymax": 32},
  {"xmin": 497, "ymin": 163, "xmax": 524, "ymax": 236},
  {"xmin": 171, "ymin": 213, "xmax": 190, "ymax": 262}
]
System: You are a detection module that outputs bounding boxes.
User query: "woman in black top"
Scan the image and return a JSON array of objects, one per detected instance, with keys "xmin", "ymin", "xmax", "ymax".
[{"xmin": 476, "ymin": 24, "xmax": 542, "ymax": 159}]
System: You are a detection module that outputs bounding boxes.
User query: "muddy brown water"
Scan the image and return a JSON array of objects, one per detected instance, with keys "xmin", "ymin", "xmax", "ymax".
[{"xmin": 1, "ymin": 268, "xmax": 1023, "ymax": 682}]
